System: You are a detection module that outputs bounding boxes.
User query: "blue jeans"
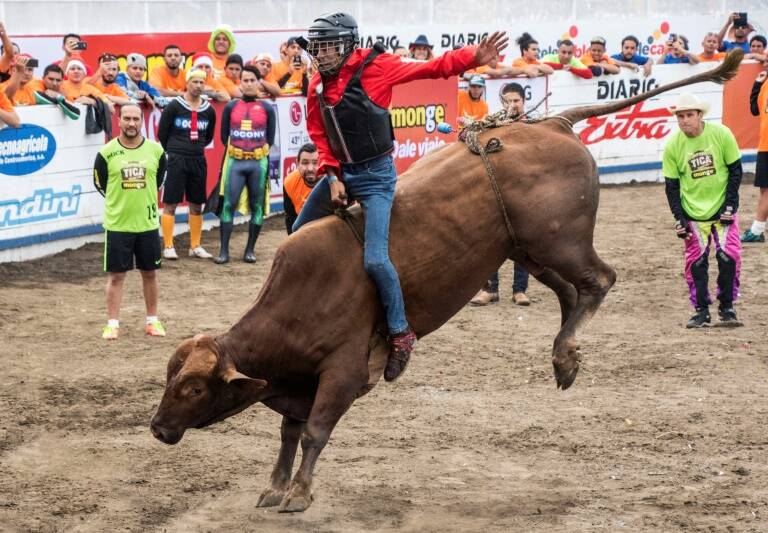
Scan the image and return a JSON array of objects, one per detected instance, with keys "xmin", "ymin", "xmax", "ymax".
[
  {"xmin": 488, "ymin": 262, "xmax": 529, "ymax": 293},
  {"xmin": 292, "ymin": 154, "xmax": 408, "ymax": 335}
]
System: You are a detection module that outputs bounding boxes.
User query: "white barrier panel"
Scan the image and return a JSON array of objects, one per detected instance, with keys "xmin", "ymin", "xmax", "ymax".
[
  {"xmin": 274, "ymin": 96, "xmax": 311, "ymax": 209},
  {"xmin": 546, "ymin": 63, "xmax": 727, "ymax": 184},
  {"xmin": 484, "ymin": 77, "xmax": 548, "ymax": 115},
  {"xmin": 0, "ymin": 105, "xmax": 104, "ymax": 263}
]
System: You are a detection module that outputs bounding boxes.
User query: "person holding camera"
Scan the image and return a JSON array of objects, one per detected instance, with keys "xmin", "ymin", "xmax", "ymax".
[
  {"xmin": 1, "ymin": 54, "xmax": 43, "ymax": 106},
  {"xmin": 718, "ymin": 12, "xmax": 753, "ymax": 53},
  {"xmin": 662, "ymin": 93, "xmax": 743, "ymax": 328},
  {"xmin": 268, "ymin": 37, "xmax": 308, "ymax": 95},
  {"xmin": 657, "ymin": 34, "xmax": 700, "ymax": 65},
  {"xmin": 60, "ymin": 33, "xmax": 87, "ymax": 72}
]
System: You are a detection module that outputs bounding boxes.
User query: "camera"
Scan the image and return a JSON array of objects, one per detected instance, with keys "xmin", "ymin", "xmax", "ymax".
[
  {"xmin": 74, "ymin": 41, "xmax": 87, "ymax": 50},
  {"xmin": 26, "ymin": 58, "xmax": 38, "ymax": 68},
  {"xmin": 734, "ymin": 12, "xmax": 748, "ymax": 28}
]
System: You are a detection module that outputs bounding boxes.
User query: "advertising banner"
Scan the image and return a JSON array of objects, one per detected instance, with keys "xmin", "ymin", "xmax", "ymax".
[
  {"xmin": 0, "ymin": 105, "xmax": 104, "ymax": 259},
  {"xmin": 390, "ymin": 77, "xmax": 459, "ymax": 174}
]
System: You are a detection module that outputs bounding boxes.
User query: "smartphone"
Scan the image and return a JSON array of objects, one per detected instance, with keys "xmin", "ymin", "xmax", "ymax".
[
  {"xmin": 735, "ymin": 12, "xmax": 748, "ymax": 27},
  {"xmin": 26, "ymin": 58, "xmax": 38, "ymax": 68},
  {"xmin": 292, "ymin": 55, "xmax": 302, "ymax": 66},
  {"xmin": 74, "ymin": 41, "xmax": 87, "ymax": 50},
  {"xmin": 668, "ymin": 33, "xmax": 677, "ymax": 42}
]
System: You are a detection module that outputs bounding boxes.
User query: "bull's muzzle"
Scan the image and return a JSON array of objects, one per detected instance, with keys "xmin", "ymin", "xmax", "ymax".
[{"xmin": 150, "ymin": 416, "xmax": 184, "ymax": 445}]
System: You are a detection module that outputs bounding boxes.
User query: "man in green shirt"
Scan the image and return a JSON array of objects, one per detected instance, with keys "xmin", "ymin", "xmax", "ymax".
[
  {"xmin": 93, "ymin": 103, "xmax": 167, "ymax": 340},
  {"xmin": 662, "ymin": 93, "xmax": 743, "ymax": 328}
]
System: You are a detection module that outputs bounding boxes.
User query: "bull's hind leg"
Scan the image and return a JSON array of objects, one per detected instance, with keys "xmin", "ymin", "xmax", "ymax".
[
  {"xmin": 515, "ymin": 255, "xmax": 578, "ymax": 327},
  {"xmin": 548, "ymin": 249, "xmax": 616, "ymax": 389},
  {"xmin": 256, "ymin": 416, "xmax": 304, "ymax": 507},
  {"xmin": 279, "ymin": 349, "xmax": 369, "ymax": 512}
]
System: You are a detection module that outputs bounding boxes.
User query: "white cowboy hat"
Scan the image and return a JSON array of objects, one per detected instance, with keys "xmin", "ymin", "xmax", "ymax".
[{"xmin": 668, "ymin": 92, "xmax": 710, "ymax": 116}]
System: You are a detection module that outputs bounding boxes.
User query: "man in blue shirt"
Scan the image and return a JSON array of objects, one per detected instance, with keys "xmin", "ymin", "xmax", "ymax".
[
  {"xmin": 116, "ymin": 53, "xmax": 168, "ymax": 108},
  {"xmin": 717, "ymin": 12, "xmax": 753, "ymax": 53},
  {"xmin": 611, "ymin": 35, "xmax": 652, "ymax": 76}
]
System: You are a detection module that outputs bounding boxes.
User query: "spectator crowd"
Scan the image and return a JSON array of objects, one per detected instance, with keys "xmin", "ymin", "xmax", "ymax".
[{"xmin": 0, "ymin": 13, "xmax": 762, "ymax": 128}]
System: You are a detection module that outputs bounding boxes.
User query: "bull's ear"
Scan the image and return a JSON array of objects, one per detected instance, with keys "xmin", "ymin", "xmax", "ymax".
[{"xmin": 219, "ymin": 362, "xmax": 268, "ymax": 388}]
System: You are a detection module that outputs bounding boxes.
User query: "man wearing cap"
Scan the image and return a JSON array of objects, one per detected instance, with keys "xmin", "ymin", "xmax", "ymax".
[
  {"xmin": 457, "ymin": 75, "xmax": 488, "ymax": 121},
  {"xmin": 208, "ymin": 24, "xmax": 236, "ymax": 79},
  {"xmin": 409, "ymin": 35, "xmax": 435, "ymax": 61},
  {"xmin": 116, "ymin": 53, "xmax": 164, "ymax": 108},
  {"xmin": 740, "ymin": 66, "xmax": 768, "ymax": 243},
  {"xmin": 293, "ymin": 12, "xmax": 508, "ymax": 381},
  {"xmin": 663, "ymin": 93, "xmax": 743, "ymax": 328},
  {"xmin": 62, "ymin": 58, "xmax": 114, "ymax": 113},
  {"xmin": 188, "ymin": 52, "xmax": 230, "ymax": 102},
  {"xmin": 252, "ymin": 53, "xmax": 281, "ymax": 97},
  {"xmin": 268, "ymin": 37, "xmax": 308, "ymax": 95},
  {"xmin": 157, "ymin": 68, "xmax": 217, "ymax": 260},
  {"xmin": 580, "ymin": 37, "xmax": 620, "ymax": 76},
  {"xmin": 219, "ymin": 54, "xmax": 243, "ymax": 98},
  {"xmin": 150, "ymin": 45, "xmax": 187, "ymax": 97},
  {"xmin": 2, "ymin": 54, "xmax": 44, "ymax": 106},
  {"xmin": 90, "ymin": 53, "xmax": 132, "ymax": 106},
  {"xmin": 212, "ymin": 64, "xmax": 275, "ymax": 264}
]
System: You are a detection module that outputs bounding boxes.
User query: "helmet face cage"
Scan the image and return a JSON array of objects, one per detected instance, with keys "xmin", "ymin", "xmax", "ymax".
[{"xmin": 307, "ymin": 37, "xmax": 356, "ymax": 76}]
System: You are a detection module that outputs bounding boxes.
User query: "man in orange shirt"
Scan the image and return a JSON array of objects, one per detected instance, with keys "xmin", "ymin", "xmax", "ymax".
[
  {"xmin": 251, "ymin": 53, "xmax": 281, "ymax": 97},
  {"xmin": 90, "ymin": 53, "xmax": 132, "ymax": 106},
  {"xmin": 219, "ymin": 54, "xmax": 243, "ymax": 98},
  {"xmin": 0, "ymin": 83, "xmax": 19, "ymax": 127},
  {"xmin": 61, "ymin": 59, "xmax": 114, "ymax": 113},
  {"xmin": 149, "ymin": 45, "xmax": 187, "ymax": 97},
  {"xmin": 190, "ymin": 52, "xmax": 230, "ymax": 102},
  {"xmin": 699, "ymin": 32, "xmax": 727, "ymax": 62},
  {"xmin": 283, "ymin": 143, "xmax": 319, "ymax": 233},
  {"xmin": 457, "ymin": 75, "xmax": 488, "ymax": 121},
  {"xmin": 268, "ymin": 37, "xmax": 308, "ymax": 95},
  {"xmin": 511, "ymin": 33, "xmax": 554, "ymax": 76},
  {"xmin": 208, "ymin": 25, "xmax": 236, "ymax": 78},
  {"xmin": 581, "ymin": 36, "xmax": 620, "ymax": 76},
  {"xmin": 2, "ymin": 54, "xmax": 44, "ymax": 106},
  {"xmin": 742, "ymin": 66, "xmax": 768, "ymax": 242}
]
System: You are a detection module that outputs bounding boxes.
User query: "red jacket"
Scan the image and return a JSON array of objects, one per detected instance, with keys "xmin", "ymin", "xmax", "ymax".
[{"xmin": 307, "ymin": 47, "xmax": 478, "ymax": 176}]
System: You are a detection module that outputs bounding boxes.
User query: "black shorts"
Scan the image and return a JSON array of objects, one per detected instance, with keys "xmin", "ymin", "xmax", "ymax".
[
  {"xmin": 104, "ymin": 229, "xmax": 162, "ymax": 273},
  {"xmin": 162, "ymin": 154, "xmax": 207, "ymax": 205},
  {"xmin": 754, "ymin": 152, "xmax": 768, "ymax": 188}
]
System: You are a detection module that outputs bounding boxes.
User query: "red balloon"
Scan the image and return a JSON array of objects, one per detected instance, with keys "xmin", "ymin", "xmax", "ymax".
[
  {"xmin": 570, "ymin": 25, "xmax": 578, "ymax": 38},
  {"xmin": 660, "ymin": 21, "xmax": 670, "ymax": 34}
]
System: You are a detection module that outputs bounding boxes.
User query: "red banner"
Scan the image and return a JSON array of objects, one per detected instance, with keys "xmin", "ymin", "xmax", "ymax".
[{"xmin": 390, "ymin": 77, "xmax": 458, "ymax": 173}]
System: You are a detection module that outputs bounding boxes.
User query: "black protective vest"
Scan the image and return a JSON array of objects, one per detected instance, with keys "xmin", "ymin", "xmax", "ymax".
[{"xmin": 317, "ymin": 44, "xmax": 395, "ymax": 165}]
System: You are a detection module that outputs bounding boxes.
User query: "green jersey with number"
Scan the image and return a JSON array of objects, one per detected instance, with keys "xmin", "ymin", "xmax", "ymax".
[
  {"xmin": 94, "ymin": 138, "xmax": 166, "ymax": 232},
  {"xmin": 662, "ymin": 123, "xmax": 741, "ymax": 221}
]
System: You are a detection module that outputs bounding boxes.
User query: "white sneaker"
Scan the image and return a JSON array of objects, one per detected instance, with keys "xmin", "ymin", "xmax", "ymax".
[
  {"xmin": 189, "ymin": 246, "xmax": 213, "ymax": 259},
  {"xmin": 163, "ymin": 247, "xmax": 178, "ymax": 260}
]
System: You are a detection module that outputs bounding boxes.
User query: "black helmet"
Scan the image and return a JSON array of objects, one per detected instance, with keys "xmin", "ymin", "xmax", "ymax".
[{"xmin": 301, "ymin": 12, "xmax": 359, "ymax": 77}]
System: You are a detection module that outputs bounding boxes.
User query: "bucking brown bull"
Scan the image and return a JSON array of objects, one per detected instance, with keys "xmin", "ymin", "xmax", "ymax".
[{"xmin": 150, "ymin": 51, "xmax": 743, "ymax": 512}]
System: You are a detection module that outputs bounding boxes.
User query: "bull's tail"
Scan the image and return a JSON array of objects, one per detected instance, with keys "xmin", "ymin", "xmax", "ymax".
[{"xmin": 556, "ymin": 48, "xmax": 744, "ymax": 125}]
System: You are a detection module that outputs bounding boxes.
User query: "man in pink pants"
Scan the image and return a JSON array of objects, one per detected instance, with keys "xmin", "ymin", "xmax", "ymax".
[{"xmin": 662, "ymin": 93, "xmax": 744, "ymax": 328}]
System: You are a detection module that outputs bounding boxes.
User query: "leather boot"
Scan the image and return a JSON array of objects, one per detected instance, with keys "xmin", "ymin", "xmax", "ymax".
[
  {"xmin": 243, "ymin": 223, "xmax": 261, "ymax": 263},
  {"xmin": 214, "ymin": 221, "xmax": 233, "ymax": 264},
  {"xmin": 384, "ymin": 328, "xmax": 417, "ymax": 382}
]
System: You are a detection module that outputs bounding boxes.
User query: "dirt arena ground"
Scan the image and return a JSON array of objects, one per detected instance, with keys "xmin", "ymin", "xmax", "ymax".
[{"xmin": 1, "ymin": 183, "xmax": 767, "ymax": 532}]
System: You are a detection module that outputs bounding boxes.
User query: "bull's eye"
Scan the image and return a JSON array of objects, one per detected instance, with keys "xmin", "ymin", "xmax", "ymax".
[{"xmin": 191, "ymin": 387, "xmax": 203, "ymax": 396}]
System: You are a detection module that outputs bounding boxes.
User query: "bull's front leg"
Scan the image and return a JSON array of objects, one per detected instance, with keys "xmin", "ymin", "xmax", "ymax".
[
  {"xmin": 256, "ymin": 416, "xmax": 304, "ymax": 507},
  {"xmin": 278, "ymin": 367, "xmax": 365, "ymax": 513}
]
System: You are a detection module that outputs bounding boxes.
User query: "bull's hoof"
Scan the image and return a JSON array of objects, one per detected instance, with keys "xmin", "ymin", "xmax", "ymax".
[
  {"xmin": 553, "ymin": 345, "xmax": 581, "ymax": 390},
  {"xmin": 256, "ymin": 487, "xmax": 286, "ymax": 508},
  {"xmin": 278, "ymin": 485, "xmax": 314, "ymax": 513}
]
